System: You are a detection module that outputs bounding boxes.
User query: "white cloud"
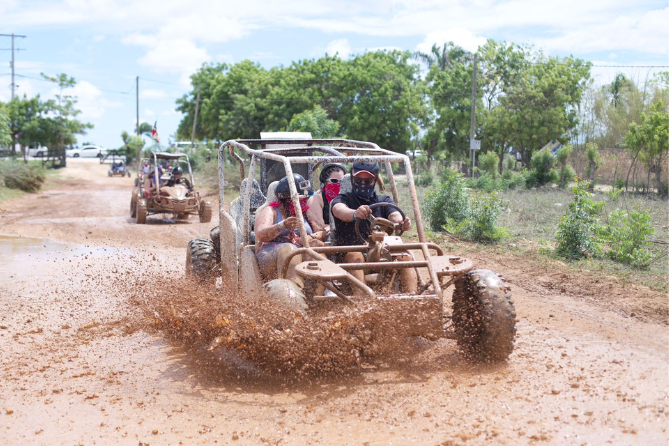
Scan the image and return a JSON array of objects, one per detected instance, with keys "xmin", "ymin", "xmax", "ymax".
[
  {"xmin": 0, "ymin": 0, "xmax": 666, "ymax": 66},
  {"xmin": 67, "ymin": 81, "xmax": 122, "ymax": 120},
  {"xmin": 416, "ymin": 28, "xmax": 487, "ymax": 54},
  {"xmin": 144, "ymin": 109, "xmax": 156, "ymax": 117},
  {"xmin": 325, "ymin": 38, "xmax": 352, "ymax": 59}
]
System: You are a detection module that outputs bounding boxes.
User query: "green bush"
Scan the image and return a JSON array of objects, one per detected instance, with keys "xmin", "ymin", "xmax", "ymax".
[
  {"xmin": 555, "ymin": 181, "xmax": 604, "ymax": 259},
  {"xmin": 600, "ymin": 207, "xmax": 654, "ymax": 268},
  {"xmin": 415, "ymin": 170, "xmax": 435, "ymax": 187},
  {"xmin": 467, "ymin": 171, "xmax": 526, "ymax": 192},
  {"xmin": 478, "ymin": 151, "xmax": 499, "ymax": 179},
  {"xmin": 0, "ymin": 160, "xmax": 46, "ymax": 192},
  {"xmin": 468, "ymin": 192, "xmax": 509, "ymax": 243},
  {"xmin": 525, "ymin": 150, "xmax": 559, "ymax": 187},
  {"xmin": 425, "ymin": 169, "xmax": 508, "ymax": 243},
  {"xmin": 424, "ymin": 169, "xmax": 470, "ymax": 231},
  {"xmin": 613, "ymin": 179, "xmax": 625, "ymax": 189}
]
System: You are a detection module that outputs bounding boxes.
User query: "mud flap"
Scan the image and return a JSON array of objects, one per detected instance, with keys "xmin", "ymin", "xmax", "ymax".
[{"xmin": 239, "ymin": 245, "xmax": 264, "ymax": 301}]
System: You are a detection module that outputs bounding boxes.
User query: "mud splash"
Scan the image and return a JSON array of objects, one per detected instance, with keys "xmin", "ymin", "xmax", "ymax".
[{"xmin": 124, "ymin": 267, "xmax": 427, "ymax": 377}]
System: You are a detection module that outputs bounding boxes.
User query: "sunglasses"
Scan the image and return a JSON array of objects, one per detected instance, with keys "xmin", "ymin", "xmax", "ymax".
[
  {"xmin": 326, "ymin": 178, "xmax": 341, "ymax": 184},
  {"xmin": 353, "ymin": 177, "xmax": 375, "ymax": 186}
]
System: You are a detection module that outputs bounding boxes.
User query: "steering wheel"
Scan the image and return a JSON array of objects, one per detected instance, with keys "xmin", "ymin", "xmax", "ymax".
[{"xmin": 354, "ymin": 202, "xmax": 406, "ymax": 244}]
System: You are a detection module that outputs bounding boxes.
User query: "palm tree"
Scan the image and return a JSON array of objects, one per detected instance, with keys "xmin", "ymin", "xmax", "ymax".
[{"xmin": 413, "ymin": 42, "xmax": 470, "ymax": 71}]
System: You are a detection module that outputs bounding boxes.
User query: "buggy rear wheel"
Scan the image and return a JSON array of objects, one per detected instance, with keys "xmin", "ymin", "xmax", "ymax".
[
  {"xmin": 186, "ymin": 238, "xmax": 219, "ymax": 280},
  {"xmin": 452, "ymin": 269, "xmax": 516, "ymax": 362},
  {"xmin": 135, "ymin": 199, "xmax": 147, "ymax": 224},
  {"xmin": 199, "ymin": 200, "xmax": 212, "ymax": 223},
  {"xmin": 130, "ymin": 194, "xmax": 138, "ymax": 218}
]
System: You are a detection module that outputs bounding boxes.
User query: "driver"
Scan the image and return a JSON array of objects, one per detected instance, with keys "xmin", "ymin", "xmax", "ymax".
[
  {"xmin": 331, "ymin": 162, "xmax": 415, "ymax": 292},
  {"xmin": 164, "ymin": 166, "xmax": 192, "ymax": 191}
]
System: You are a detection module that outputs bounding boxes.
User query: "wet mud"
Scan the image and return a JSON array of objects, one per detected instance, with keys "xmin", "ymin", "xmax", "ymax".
[{"xmin": 0, "ymin": 158, "xmax": 667, "ymax": 445}]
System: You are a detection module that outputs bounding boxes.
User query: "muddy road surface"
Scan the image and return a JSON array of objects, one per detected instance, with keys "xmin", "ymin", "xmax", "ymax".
[{"xmin": 0, "ymin": 158, "xmax": 667, "ymax": 445}]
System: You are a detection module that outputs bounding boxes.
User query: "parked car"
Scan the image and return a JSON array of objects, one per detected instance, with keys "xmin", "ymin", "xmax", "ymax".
[
  {"xmin": 66, "ymin": 145, "xmax": 107, "ymax": 158},
  {"xmin": 26, "ymin": 143, "xmax": 49, "ymax": 157}
]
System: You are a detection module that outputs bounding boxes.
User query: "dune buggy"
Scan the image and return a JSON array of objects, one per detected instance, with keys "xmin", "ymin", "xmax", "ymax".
[
  {"xmin": 130, "ymin": 151, "xmax": 212, "ymax": 224},
  {"xmin": 186, "ymin": 139, "xmax": 516, "ymax": 361}
]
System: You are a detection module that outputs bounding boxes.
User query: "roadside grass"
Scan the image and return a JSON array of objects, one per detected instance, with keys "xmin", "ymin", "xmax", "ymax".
[{"xmin": 0, "ymin": 160, "xmax": 62, "ymax": 204}]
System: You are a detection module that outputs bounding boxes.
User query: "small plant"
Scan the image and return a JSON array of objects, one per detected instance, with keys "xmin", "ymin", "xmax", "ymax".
[
  {"xmin": 468, "ymin": 192, "xmax": 509, "ymax": 243},
  {"xmin": 416, "ymin": 170, "xmax": 435, "ymax": 187},
  {"xmin": 426, "ymin": 169, "xmax": 508, "ymax": 243},
  {"xmin": 525, "ymin": 150, "xmax": 559, "ymax": 187},
  {"xmin": 424, "ymin": 169, "xmax": 470, "ymax": 231},
  {"xmin": 478, "ymin": 151, "xmax": 499, "ymax": 179},
  {"xmin": 613, "ymin": 179, "xmax": 625, "ymax": 190},
  {"xmin": 555, "ymin": 144, "xmax": 575, "ymax": 188},
  {"xmin": 600, "ymin": 207, "xmax": 654, "ymax": 268},
  {"xmin": 585, "ymin": 142, "xmax": 602, "ymax": 181},
  {"xmin": 607, "ymin": 188, "xmax": 623, "ymax": 201},
  {"xmin": 555, "ymin": 181, "xmax": 604, "ymax": 259}
]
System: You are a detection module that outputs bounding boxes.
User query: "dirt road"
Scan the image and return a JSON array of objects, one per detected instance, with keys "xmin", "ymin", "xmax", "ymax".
[{"xmin": 0, "ymin": 158, "xmax": 667, "ymax": 445}]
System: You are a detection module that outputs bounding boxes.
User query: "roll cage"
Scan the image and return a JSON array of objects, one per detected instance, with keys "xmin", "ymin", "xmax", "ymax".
[{"xmin": 219, "ymin": 139, "xmax": 464, "ymax": 300}]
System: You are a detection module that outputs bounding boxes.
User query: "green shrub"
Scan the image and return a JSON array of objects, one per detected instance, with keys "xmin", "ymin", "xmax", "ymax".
[
  {"xmin": 0, "ymin": 161, "xmax": 46, "ymax": 192},
  {"xmin": 416, "ymin": 170, "xmax": 435, "ymax": 187},
  {"xmin": 613, "ymin": 179, "xmax": 625, "ymax": 189},
  {"xmin": 478, "ymin": 151, "xmax": 499, "ymax": 179},
  {"xmin": 425, "ymin": 169, "xmax": 508, "ymax": 243},
  {"xmin": 424, "ymin": 169, "xmax": 470, "ymax": 231},
  {"xmin": 555, "ymin": 181, "xmax": 604, "ymax": 259},
  {"xmin": 504, "ymin": 154, "xmax": 515, "ymax": 172},
  {"xmin": 525, "ymin": 150, "xmax": 559, "ymax": 187},
  {"xmin": 607, "ymin": 188, "xmax": 623, "ymax": 201},
  {"xmin": 468, "ymin": 192, "xmax": 509, "ymax": 243},
  {"xmin": 600, "ymin": 207, "xmax": 654, "ymax": 268}
]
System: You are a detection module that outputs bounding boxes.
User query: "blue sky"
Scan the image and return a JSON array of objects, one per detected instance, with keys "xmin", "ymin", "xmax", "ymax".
[{"xmin": 1, "ymin": 0, "xmax": 667, "ymax": 149}]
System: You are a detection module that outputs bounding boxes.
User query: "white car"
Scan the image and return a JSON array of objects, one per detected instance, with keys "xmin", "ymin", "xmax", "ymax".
[{"xmin": 66, "ymin": 145, "xmax": 107, "ymax": 158}]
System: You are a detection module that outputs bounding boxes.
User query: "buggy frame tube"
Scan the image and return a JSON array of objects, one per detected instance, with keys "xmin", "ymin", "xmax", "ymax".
[{"xmin": 242, "ymin": 155, "xmax": 257, "ymax": 246}]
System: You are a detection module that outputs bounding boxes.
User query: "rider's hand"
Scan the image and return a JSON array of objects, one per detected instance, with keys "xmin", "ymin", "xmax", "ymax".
[
  {"xmin": 354, "ymin": 205, "xmax": 372, "ymax": 220},
  {"xmin": 282, "ymin": 216, "xmax": 300, "ymax": 230},
  {"xmin": 401, "ymin": 217, "xmax": 411, "ymax": 231}
]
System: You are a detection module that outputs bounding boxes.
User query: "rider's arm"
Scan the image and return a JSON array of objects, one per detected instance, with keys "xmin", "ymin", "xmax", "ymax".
[
  {"xmin": 332, "ymin": 202, "xmax": 356, "ymax": 222},
  {"xmin": 254, "ymin": 207, "xmax": 299, "ymax": 243},
  {"xmin": 306, "ymin": 194, "xmax": 326, "ymax": 232}
]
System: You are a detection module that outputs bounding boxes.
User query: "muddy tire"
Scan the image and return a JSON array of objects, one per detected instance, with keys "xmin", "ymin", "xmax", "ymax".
[
  {"xmin": 136, "ymin": 199, "xmax": 147, "ymax": 224},
  {"xmin": 209, "ymin": 225, "xmax": 221, "ymax": 262},
  {"xmin": 186, "ymin": 238, "xmax": 219, "ymax": 280},
  {"xmin": 134, "ymin": 178, "xmax": 139, "ymax": 187},
  {"xmin": 199, "ymin": 200, "xmax": 212, "ymax": 223},
  {"xmin": 452, "ymin": 269, "xmax": 516, "ymax": 362},
  {"xmin": 130, "ymin": 194, "xmax": 138, "ymax": 218},
  {"xmin": 175, "ymin": 213, "xmax": 189, "ymax": 220},
  {"xmin": 108, "ymin": 170, "xmax": 113, "ymax": 177},
  {"xmin": 263, "ymin": 279, "xmax": 308, "ymax": 316}
]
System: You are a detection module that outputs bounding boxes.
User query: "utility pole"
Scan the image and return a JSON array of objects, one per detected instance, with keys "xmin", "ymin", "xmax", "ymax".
[
  {"xmin": 469, "ymin": 53, "xmax": 478, "ymax": 177},
  {"xmin": 0, "ymin": 33, "xmax": 27, "ymax": 100},
  {"xmin": 136, "ymin": 76, "xmax": 140, "ymax": 136},
  {"xmin": 190, "ymin": 88, "xmax": 201, "ymax": 153}
]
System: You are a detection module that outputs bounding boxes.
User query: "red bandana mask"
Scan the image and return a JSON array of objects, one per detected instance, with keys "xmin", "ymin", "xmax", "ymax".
[
  {"xmin": 323, "ymin": 183, "xmax": 340, "ymax": 202},
  {"xmin": 269, "ymin": 199, "xmax": 309, "ymax": 216}
]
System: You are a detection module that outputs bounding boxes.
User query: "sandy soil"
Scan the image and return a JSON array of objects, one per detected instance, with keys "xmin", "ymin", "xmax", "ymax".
[{"xmin": 0, "ymin": 158, "xmax": 667, "ymax": 445}]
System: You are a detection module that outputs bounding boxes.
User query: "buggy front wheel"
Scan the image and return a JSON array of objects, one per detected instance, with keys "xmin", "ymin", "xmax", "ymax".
[{"xmin": 452, "ymin": 269, "xmax": 516, "ymax": 362}]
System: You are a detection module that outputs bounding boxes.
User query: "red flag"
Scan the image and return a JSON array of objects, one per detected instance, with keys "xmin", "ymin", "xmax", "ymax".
[{"xmin": 152, "ymin": 121, "xmax": 160, "ymax": 143}]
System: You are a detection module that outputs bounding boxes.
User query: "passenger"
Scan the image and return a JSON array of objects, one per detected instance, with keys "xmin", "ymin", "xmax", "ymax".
[
  {"xmin": 330, "ymin": 162, "xmax": 416, "ymax": 293},
  {"xmin": 254, "ymin": 174, "xmax": 327, "ymax": 281},
  {"xmin": 306, "ymin": 163, "xmax": 347, "ymax": 234}
]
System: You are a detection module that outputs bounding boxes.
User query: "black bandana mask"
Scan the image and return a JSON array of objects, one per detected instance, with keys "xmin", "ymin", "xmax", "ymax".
[{"xmin": 352, "ymin": 182, "xmax": 376, "ymax": 202}]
